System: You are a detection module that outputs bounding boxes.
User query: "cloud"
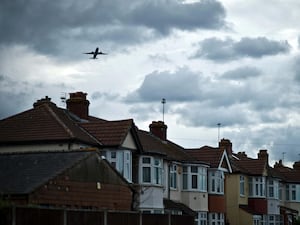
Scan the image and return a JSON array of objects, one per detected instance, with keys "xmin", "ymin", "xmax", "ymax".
[
  {"xmin": 220, "ymin": 66, "xmax": 261, "ymax": 80},
  {"xmin": 0, "ymin": 0, "xmax": 227, "ymax": 57},
  {"xmin": 192, "ymin": 37, "xmax": 291, "ymax": 62},
  {"xmin": 124, "ymin": 67, "xmax": 202, "ymax": 102}
]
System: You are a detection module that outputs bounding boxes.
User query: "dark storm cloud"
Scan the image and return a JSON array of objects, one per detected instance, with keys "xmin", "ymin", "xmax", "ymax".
[
  {"xmin": 193, "ymin": 37, "xmax": 291, "ymax": 62},
  {"xmin": 0, "ymin": 0, "xmax": 227, "ymax": 56},
  {"xmin": 128, "ymin": 0, "xmax": 226, "ymax": 34},
  {"xmin": 220, "ymin": 66, "xmax": 261, "ymax": 80}
]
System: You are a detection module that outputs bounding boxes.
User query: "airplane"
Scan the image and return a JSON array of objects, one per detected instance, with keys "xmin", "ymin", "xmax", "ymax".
[{"xmin": 84, "ymin": 47, "xmax": 107, "ymax": 59}]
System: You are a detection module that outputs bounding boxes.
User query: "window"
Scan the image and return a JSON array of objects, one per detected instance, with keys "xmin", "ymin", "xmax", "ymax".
[
  {"xmin": 286, "ymin": 184, "xmax": 300, "ymax": 202},
  {"xmin": 249, "ymin": 177, "xmax": 265, "ymax": 197},
  {"xmin": 208, "ymin": 213, "xmax": 224, "ymax": 225},
  {"xmin": 208, "ymin": 170, "xmax": 224, "ymax": 194},
  {"xmin": 140, "ymin": 156, "xmax": 163, "ymax": 185},
  {"xmin": 195, "ymin": 212, "xmax": 207, "ymax": 225},
  {"xmin": 182, "ymin": 165, "xmax": 207, "ymax": 191},
  {"xmin": 240, "ymin": 175, "xmax": 245, "ymax": 196},
  {"xmin": 107, "ymin": 150, "xmax": 132, "ymax": 182},
  {"xmin": 170, "ymin": 164, "xmax": 177, "ymax": 189},
  {"xmin": 268, "ymin": 179, "xmax": 279, "ymax": 199},
  {"xmin": 268, "ymin": 215, "xmax": 282, "ymax": 225}
]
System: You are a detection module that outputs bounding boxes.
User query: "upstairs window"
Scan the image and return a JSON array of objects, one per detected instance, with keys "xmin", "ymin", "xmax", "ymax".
[
  {"xmin": 249, "ymin": 177, "xmax": 266, "ymax": 197},
  {"xmin": 208, "ymin": 170, "xmax": 224, "ymax": 194},
  {"xmin": 182, "ymin": 165, "xmax": 207, "ymax": 192},
  {"xmin": 106, "ymin": 150, "xmax": 132, "ymax": 182},
  {"xmin": 140, "ymin": 156, "xmax": 163, "ymax": 185},
  {"xmin": 240, "ymin": 175, "xmax": 245, "ymax": 196},
  {"xmin": 268, "ymin": 179, "xmax": 279, "ymax": 199},
  {"xmin": 170, "ymin": 164, "xmax": 177, "ymax": 189},
  {"xmin": 286, "ymin": 184, "xmax": 300, "ymax": 202}
]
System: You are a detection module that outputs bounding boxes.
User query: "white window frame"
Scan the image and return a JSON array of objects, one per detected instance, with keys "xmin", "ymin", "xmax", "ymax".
[
  {"xmin": 249, "ymin": 176, "xmax": 266, "ymax": 197},
  {"xmin": 208, "ymin": 213, "xmax": 224, "ymax": 225},
  {"xmin": 195, "ymin": 212, "xmax": 207, "ymax": 225},
  {"xmin": 268, "ymin": 179, "xmax": 279, "ymax": 199},
  {"xmin": 286, "ymin": 184, "xmax": 300, "ymax": 202},
  {"xmin": 140, "ymin": 156, "xmax": 163, "ymax": 186},
  {"xmin": 182, "ymin": 165, "xmax": 207, "ymax": 192},
  {"xmin": 106, "ymin": 150, "xmax": 132, "ymax": 182},
  {"xmin": 208, "ymin": 170, "xmax": 224, "ymax": 194},
  {"xmin": 240, "ymin": 175, "xmax": 245, "ymax": 196},
  {"xmin": 170, "ymin": 164, "xmax": 177, "ymax": 189}
]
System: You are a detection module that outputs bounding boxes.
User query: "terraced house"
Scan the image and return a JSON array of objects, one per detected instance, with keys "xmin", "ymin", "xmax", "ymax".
[{"xmin": 0, "ymin": 91, "xmax": 299, "ymax": 225}]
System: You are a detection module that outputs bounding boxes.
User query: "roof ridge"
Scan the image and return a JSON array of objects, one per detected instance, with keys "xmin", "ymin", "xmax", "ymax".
[{"xmin": 45, "ymin": 104, "xmax": 75, "ymax": 138}]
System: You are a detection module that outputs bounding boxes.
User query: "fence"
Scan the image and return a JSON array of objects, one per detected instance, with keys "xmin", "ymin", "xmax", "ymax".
[{"xmin": 0, "ymin": 206, "xmax": 194, "ymax": 225}]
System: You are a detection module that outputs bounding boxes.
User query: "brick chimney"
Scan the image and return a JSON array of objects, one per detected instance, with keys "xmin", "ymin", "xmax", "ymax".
[
  {"xmin": 33, "ymin": 96, "xmax": 56, "ymax": 108},
  {"xmin": 293, "ymin": 161, "xmax": 300, "ymax": 170},
  {"xmin": 258, "ymin": 149, "xmax": 269, "ymax": 164},
  {"xmin": 149, "ymin": 121, "xmax": 167, "ymax": 141},
  {"xmin": 219, "ymin": 138, "xmax": 232, "ymax": 156},
  {"xmin": 66, "ymin": 92, "xmax": 90, "ymax": 120}
]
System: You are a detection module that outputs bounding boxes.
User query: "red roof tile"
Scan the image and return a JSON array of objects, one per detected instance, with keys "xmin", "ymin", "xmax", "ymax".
[
  {"xmin": 79, "ymin": 119, "xmax": 134, "ymax": 147},
  {"xmin": 185, "ymin": 146, "xmax": 224, "ymax": 168},
  {"xmin": 0, "ymin": 102, "xmax": 99, "ymax": 146},
  {"xmin": 138, "ymin": 130, "xmax": 192, "ymax": 162}
]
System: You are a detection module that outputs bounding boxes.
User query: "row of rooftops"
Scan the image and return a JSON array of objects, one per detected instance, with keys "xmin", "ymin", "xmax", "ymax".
[{"xmin": 0, "ymin": 91, "xmax": 299, "ymax": 183}]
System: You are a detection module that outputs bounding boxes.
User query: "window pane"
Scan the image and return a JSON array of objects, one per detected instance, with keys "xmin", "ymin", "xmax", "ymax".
[
  {"xmin": 143, "ymin": 167, "xmax": 151, "ymax": 182},
  {"xmin": 192, "ymin": 175, "xmax": 198, "ymax": 189},
  {"xmin": 191, "ymin": 166, "xmax": 198, "ymax": 173},
  {"xmin": 142, "ymin": 157, "xmax": 151, "ymax": 164}
]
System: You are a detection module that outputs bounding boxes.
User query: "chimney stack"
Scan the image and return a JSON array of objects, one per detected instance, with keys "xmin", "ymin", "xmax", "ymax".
[
  {"xmin": 33, "ymin": 96, "xmax": 56, "ymax": 108},
  {"xmin": 66, "ymin": 92, "xmax": 90, "ymax": 120},
  {"xmin": 219, "ymin": 138, "xmax": 233, "ymax": 156},
  {"xmin": 149, "ymin": 121, "xmax": 167, "ymax": 141},
  {"xmin": 293, "ymin": 161, "xmax": 300, "ymax": 170},
  {"xmin": 258, "ymin": 149, "xmax": 269, "ymax": 164}
]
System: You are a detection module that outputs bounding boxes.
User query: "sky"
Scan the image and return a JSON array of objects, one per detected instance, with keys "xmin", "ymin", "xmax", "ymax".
[{"xmin": 1, "ymin": 0, "xmax": 300, "ymax": 167}]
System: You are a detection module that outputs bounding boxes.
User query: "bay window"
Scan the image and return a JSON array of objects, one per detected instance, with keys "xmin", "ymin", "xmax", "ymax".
[
  {"xmin": 240, "ymin": 175, "xmax": 245, "ymax": 196},
  {"xmin": 170, "ymin": 164, "xmax": 177, "ymax": 189},
  {"xmin": 208, "ymin": 170, "xmax": 224, "ymax": 194},
  {"xmin": 182, "ymin": 165, "xmax": 207, "ymax": 191},
  {"xmin": 249, "ymin": 177, "xmax": 266, "ymax": 197},
  {"xmin": 106, "ymin": 150, "xmax": 132, "ymax": 182},
  {"xmin": 140, "ymin": 156, "xmax": 163, "ymax": 185},
  {"xmin": 268, "ymin": 179, "xmax": 279, "ymax": 199},
  {"xmin": 286, "ymin": 184, "xmax": 300, "ymax": 202}
]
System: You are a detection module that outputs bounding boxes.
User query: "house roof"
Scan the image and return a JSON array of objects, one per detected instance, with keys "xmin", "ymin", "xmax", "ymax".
[
  {"xmin": 0, "ymin": 150, "xmax": 133, "ymax": 196},
  {"xmin": 79, "ymin": 119, "xmax": 136, "ymax": 147},
  {"xmin": 273, "ymin": 163, "xmax": 300, "ymax": 183},
  {"xmin": 0, "ymin": 101, "xmax": 99, "ymax": 146},
  {"xmin": 0, "ymin": 150, "xmax": 95, "ymax": 194},
  {"xmin": 230, "ymin": 153, "xmax": 267, "ymax": 176},
  {"xmin": 185, "ymin": 146, "xmax": 225, "ymax": 168},
  {"xmin": 137, "ymin": 130, "xmax": 193, "ymax": 162}
]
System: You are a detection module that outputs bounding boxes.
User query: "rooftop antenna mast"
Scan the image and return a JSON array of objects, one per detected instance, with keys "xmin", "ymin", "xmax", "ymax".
[
  {"xmin": 217, "ymin": 123, "xmax": 221, "ymax": 143},
  {"xmin": 282, "ymin": 152, "xmax": 286, "ymax": 164},
  {"xmin": 161, "ymin": 98, "xmax": 166, "ymax": 122},
  {"xmin": 60, "ymin": 92, "xmax": 67, "ymax": 108}
]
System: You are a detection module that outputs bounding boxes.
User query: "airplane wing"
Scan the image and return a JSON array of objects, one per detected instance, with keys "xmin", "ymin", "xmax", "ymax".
[{"xmin": 84, "ymin": 51, "xmax": 95, "ymax": 55}]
